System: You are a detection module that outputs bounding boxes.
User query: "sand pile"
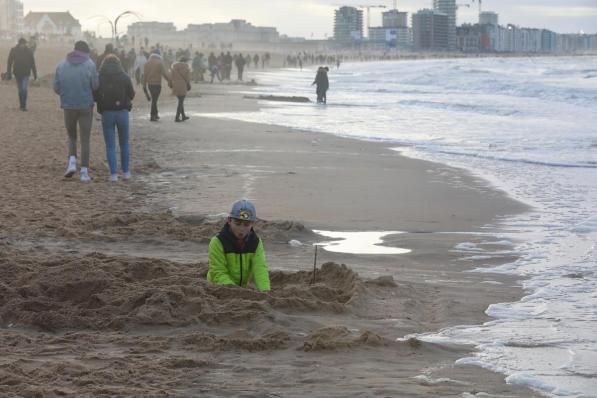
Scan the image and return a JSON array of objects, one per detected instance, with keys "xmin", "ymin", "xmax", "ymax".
[{"xmin": 0, "ymin": 244, "xmax": 371, "ymax": 333}]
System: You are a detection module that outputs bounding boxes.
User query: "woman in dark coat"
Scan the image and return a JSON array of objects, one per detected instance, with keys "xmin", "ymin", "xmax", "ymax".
[
  {"xmin": 95, "ymin": 54, "xmax": 135, "ymax": 182},
  {"xmin": 312, "ymin": 66, "xmax": 329, "ymax": 104}
]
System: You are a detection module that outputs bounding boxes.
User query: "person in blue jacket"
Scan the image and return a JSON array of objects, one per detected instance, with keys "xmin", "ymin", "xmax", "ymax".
[{"xmin": 53, "ymin": 41, "xmax": 99, "ymax": 182}]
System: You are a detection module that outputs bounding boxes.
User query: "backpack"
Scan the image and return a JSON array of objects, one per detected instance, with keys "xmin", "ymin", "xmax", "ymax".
[{"xmin": 97, "ymin": 73, "xmax": 129, "ymax": 113}]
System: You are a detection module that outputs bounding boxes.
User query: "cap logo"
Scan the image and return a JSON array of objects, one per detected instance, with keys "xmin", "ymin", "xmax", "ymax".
[{"xmin": 239, "ymin": 210, "xmax": 251, "ymax": 220}]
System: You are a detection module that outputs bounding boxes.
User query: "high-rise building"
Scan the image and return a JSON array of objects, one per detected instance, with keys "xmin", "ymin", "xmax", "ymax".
[
  {"xmin": 433, "ymin": 0, "xmax": 456, "ymax": 50},
  {"xmin": 368, "ymin": 9, "xmax": 410, "ymax": 49},
  {"xmin": 479, "ymin": 11, "xmax": 498, "ymax": 26},
  {"xmin": 369, "ymin": 26, "xmax": 411, "ymax": 48},
  {"xmin": 0, "ymin": 0, "xmax": 24, "ymax": 35},
  {"xmin": 412, "ymin": 9, "xmax": 449, "ymax": 51},
  {"xmin": 382, "ymin": 10, "xmax": 408, "ymax": 28},
  {"xmin": 334, "ymin": 6, "xmax": 363, "ymax": 42}
]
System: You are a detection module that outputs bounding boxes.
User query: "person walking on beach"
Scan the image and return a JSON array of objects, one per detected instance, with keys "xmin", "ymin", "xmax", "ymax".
[
  {"xmin": 5, "ymin": 37, "xmax": 37, "ymax": 111},
  {"xmin": 170, "ymin": 56, "xmax": 191, "ymax": 122},
  {"xmin": 53, "ymin": 40, "xmax": 99, "ymax": 182},
  {"xmin": 223, "ymin": 51, "xmax": 233, "ymax": 80},
  {"xmin": 207, "ymin": 199, "xmax": 270, "ymax": 292},
  {"xmin": 133, "ymin": 47, "xmax": 148, "ymax": 86},
  {"xmin": 94, "ymin": 54, "xmax": 135, "ymax": 182},
  {"xmin": 234, "ymin": 53, "xmax": 246, "ymax": 81},
  {"xmin": 191, "ymin": 52, "xmax": 205, "ymax": 82},
  {"xmin": 208, "ymin": 52, "xmax": 222, "ymax": 83},
  {"xmin": 312, "ymin": 66, "xmax": 329, "ymax": 104},
  {"xmin": 96, "ymin": 43, "xmax": 116, "ymax": 72},
  {"xmin": 143, "ymin": 49, "xmax": 171, "ymax": 122}
]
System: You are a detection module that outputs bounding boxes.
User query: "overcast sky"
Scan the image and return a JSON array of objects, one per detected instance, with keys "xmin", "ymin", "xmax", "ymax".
[{"xmin": 24, "ymin": 0, "xmax": 597, "ymax": 38}]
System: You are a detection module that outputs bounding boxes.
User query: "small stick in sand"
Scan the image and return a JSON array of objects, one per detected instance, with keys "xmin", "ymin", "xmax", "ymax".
[{"xmin": 310, "ymin": 245, "xmax": 318, "ymax": 285}]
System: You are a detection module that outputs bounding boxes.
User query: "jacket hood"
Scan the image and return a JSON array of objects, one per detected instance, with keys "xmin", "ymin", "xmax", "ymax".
[
  {"xmin": 100, "ymin": 60, "xmax": 124, "ymax": 75},
  {"xmin": 149, "ymin": 53, "xmax": 162, "ymax": 61},
  {"xmin": 67, "ymin": 50, "xmax": 90, "ymax": 65}
]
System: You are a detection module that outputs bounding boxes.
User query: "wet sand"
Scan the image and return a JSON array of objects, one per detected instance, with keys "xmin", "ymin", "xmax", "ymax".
[{"xmin": 0, "ymin": 59, "xmax": 541, "ymax": 397}]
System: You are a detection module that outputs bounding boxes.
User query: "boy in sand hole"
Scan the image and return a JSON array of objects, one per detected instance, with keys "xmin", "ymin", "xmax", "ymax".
[{"xmin": 207, "ymin": 199, "xmax": 271, "ymax": 292}]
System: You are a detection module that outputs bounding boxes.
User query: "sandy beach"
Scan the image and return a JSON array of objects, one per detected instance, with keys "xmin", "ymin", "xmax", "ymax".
[{"xmin": 0, "ymin": 49, "xmax": 542, "ymax": 397}]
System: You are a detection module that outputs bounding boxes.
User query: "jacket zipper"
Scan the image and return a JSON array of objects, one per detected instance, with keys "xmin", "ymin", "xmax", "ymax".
[{"xmin": 239, "ymin": 253, "xmax": 243, "ymax": 287}]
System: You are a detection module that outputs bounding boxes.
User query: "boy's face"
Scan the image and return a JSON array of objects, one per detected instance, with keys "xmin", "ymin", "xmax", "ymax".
[{"xmin": 228, "ymin": 217, "xmax": 254, "ymax": 240}]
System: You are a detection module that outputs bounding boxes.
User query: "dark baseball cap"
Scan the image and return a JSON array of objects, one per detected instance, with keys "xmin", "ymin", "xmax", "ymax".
[{"xmin": 229, "ymin": 199, "xmax": 256, "ymax": 221}]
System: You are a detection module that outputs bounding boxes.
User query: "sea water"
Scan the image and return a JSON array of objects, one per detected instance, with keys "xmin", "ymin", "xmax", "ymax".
[{"xmin": 200, "ymin": 57, "xmax": 597, "ymax": 397}]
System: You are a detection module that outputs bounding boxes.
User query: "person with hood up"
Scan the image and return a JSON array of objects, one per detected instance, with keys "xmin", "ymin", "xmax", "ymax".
[
  {"xmin": 94, "ymin": 54, "xmax": 135, "ymax": 182},
  {"xmin": 6, "ymin": 37, "xmax": 37, "ymax": 111},
  {"xmin": 170, "ymin": 56, "xmax": 191, "ymax": 122},
  {"xmin": 142, "ymin": 49, "xmax": 171, "ymax": 122},
  {"xmin": 53, "ymin": 41, "xmax": 99, "ymax": 182},
  {"xmin": 207, "ymin": 199, "xmax": 270, "ymax": 292},
  {"xmin": 312, "ymin": 66, "xmax": 329, "ymax": 104}
]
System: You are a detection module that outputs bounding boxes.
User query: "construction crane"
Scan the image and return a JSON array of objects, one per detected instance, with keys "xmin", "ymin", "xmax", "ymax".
[
  {"xmin": 470, "ymin": 0, "xmax": 483, "ymax": 16},
  {"xmin": 357, "ymin": 4, "xmax": 387, "ymax": 37}
]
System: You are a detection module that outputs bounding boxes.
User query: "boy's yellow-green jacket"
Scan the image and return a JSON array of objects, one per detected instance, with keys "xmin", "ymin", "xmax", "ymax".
[{"xmin": 207, "ymin": 223, "xmax": 270, "ymax": 292}]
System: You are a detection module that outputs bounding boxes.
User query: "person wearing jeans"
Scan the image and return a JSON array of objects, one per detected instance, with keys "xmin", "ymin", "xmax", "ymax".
[
  {"xmin": 6, "ymin": 37, "xmax": 37, "ymax": 111},
  {"xmin": 63, "ymin": 107, "xmax": 93, "ymax": 176},
  {"xmin": 148, "ymin": 83, "xmax": 161, "ymax": 121},
  {"xmin": 102, "ymin": 111, "xmax": 130, "ymax": 181},
  {"xmin": 53, "ymin": 40, "xmax": 99, "ymax": 182},
  {"xmin": 94, "ymin": 54, "xmax": 135, "ymax": 182},
  {"xmin": 170, "ymin": 56, "xmax": 191, "ymax": 122},
  {"xmin": 142, "ymin": 49, "xmax": 170, "ymax": 121},
  {"xmin": 16, "ymin": 75, "xmax": 29, "ymax": 110}
]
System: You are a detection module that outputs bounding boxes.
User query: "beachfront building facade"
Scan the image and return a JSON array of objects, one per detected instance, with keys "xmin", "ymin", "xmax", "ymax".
[
  {"xmin": 127, "ymin": 19, "xmax": 280, "ymax": 50},
  {"xmin": 185, "ymin": 19, "xmax": 279, "ymax": 46},
  {"xmin": 0, "ymin": 0, "xmax": 24, "ymax": 38},
  {"xmin": 433, "ymin": 0, "xmax": 457, "ymax": 50},
  {"xmin": 368, "ymin": 9, "xmax": 411, "ymax": 49},
  {"xmin": 412, "ymin": 9, "xmax": 449, "ymax": 51},
  {"xmin": 558, "ymin": 33, "xmax": 597, "ymax": 53},
  {"xmin": 334, "ymin": 6, "xmax": 364, "ymax": 42},
  {"xmin": 456, "ymin": 21, "xmax": 596, "ymax": 54},
  {"xmin": 22, "ymin": 12, "xmax": 82, "ymax": 39},
  {"xmin": 456, "ymin": 24, "xmax": 483, "ymax": 52},
  {"xmin": 127, "ymin": 21, "xmax": 179, "ymax": 44},
  {"xmin": 368, "ymin": 26, "xmax": 411, "ymax": 49}
]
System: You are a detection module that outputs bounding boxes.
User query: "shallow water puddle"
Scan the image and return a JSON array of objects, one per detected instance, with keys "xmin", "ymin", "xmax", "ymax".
[{"xmin": 313, "ymin": 230, "xmax": 411, "ymax": 255}]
